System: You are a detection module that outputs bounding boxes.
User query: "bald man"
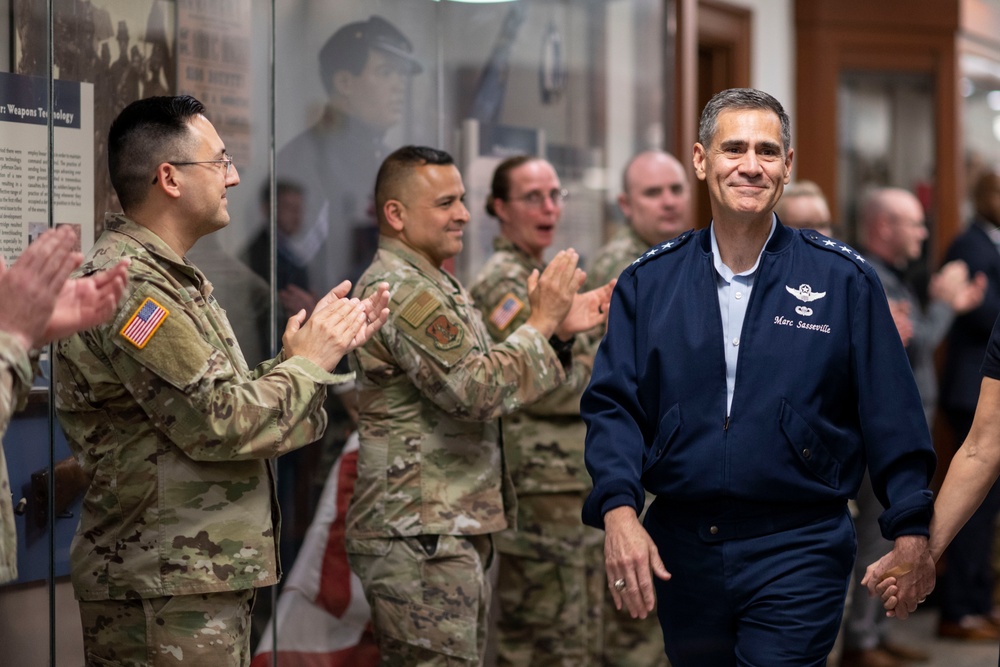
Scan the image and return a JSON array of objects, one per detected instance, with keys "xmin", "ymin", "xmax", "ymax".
[
  {"xmin": 840, "ymin": 187, "xmax": 985, "ymax": 666},
  {"xmin": 861, "ymin": 188, "xmax": 984, "ymax": 431},
  {"xmin": 587, "ymin": 150, "xmax": 691, "ymax": 291}
]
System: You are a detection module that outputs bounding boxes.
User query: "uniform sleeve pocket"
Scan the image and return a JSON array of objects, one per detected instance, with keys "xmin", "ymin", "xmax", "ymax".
[
  {"xmin": 643, "ymin": 403, "xmax": 681, "ymax": 474},
  {"xmin": 779, "ymin": 400, "xmax": 840, "ymax": 488}
]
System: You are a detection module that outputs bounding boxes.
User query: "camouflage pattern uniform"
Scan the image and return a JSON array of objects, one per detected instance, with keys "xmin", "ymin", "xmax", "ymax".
[
  {"xmin": 346, "ymin": 236, "xmax": 568, "ymax": 666},
  {"xmin": 54, "ymin": 214, "xmax": 347, "ymax": 665},
  {"xmin": 587, "ymin": 224, "xmax": 671, "ymax": 667},
  {"xmin": 0, "ymin": 333, "xmax": 33, "ymax": 584},
  {"xmin": 470, "ymin": 236, "xmax": 604, "ymax": 667},
  {"xmin": 586, "ymin": 225, "xmax": 650, "ymax": 292}
]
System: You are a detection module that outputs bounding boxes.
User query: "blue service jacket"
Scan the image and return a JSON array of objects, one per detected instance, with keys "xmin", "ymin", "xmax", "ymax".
[{"xmin": 582, "ymin": 222, "xmax": 935, "ymax": 540}]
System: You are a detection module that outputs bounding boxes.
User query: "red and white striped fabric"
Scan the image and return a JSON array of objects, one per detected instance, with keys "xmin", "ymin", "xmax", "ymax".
[{"xmin": 251, "ymin": 433, "xmax": 379, "ymax": 667}]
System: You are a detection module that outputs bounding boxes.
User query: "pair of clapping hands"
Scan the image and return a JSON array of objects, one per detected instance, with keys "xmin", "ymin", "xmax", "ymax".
[
  {"xmin": 283, "ymin": 280, "xmax": 391, "ymax": 372},
  {"xmin": 283, "ymin": 248, "xmax": 614, "ymax": 373},
  {"xmin": 523, "ymin": 248, "xmax": 615, "ymax": 341},
  {"xmin": 0, "ymin": 225, "xmax": 129, "ymax": 351}
]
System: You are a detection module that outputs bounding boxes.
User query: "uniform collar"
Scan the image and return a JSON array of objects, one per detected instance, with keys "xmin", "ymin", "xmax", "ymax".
[
  {"xmin": 620, "ymin": 224, "xmax": 650, "ymax": 251},
  {"xmin": 103, "ymin": 213, "xmax": 213, "ymax": 296},
  {"xmin": 708, "ymin": 214, "xmax": 778, "ymax": 280},
  {"xmin": 698, "ymin": 214, "xmax": 794, "ymax": 255},
  {"xmin": 491, "ymin": 235, "xmax": 545, "ymax": 271},
  {"xmin": 378, "ymin": 236, "xmax": 464, "ymax": 294}
]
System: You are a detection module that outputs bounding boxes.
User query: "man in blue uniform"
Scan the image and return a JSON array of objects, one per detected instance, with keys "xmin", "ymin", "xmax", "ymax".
[{"xmin": 581, "ymin": 88, "xmax": 936, "ymax": 667}]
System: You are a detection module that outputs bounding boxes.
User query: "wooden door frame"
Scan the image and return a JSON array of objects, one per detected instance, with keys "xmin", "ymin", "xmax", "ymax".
[
  {"xmin": 793, "ymin": 0, "xmax": 967, "ymax": 263},
  {"xmin": 673, "ymin": 0, "xmax": 752, "ymax": 228}
]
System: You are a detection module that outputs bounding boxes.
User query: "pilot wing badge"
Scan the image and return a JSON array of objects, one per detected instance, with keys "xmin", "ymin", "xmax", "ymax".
[{"xmin": 786, "ymin": 283, "xmax": 826, "ymax": 317}]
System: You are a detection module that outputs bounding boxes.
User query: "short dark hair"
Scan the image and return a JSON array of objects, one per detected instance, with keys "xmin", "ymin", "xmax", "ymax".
[
  {"xmin": 698, "ymin": 88, "xmax": 790, "ymax": 154},
  {"xmin": 485, "ymin": 155, "xmax": 537, "ymax": 218},
  {"xmin": 318, "ymin": 15, "xmax": 421, "ymax": 96},
  {"xmin": 108, "ymin": 95, "xmax": 205, "ymax": 212},
  {"xmin": 375, "ymin": 145, "xmax": 454, "ymax": 224}
]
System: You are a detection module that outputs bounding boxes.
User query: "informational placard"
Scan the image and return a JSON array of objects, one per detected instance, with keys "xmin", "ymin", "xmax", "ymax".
[
  {"xmin": 0, "ymin": 72, "xmax": 95, "ymax": 265},
  {"xmin": 177, "ymin": 0, "xmax": 252, "ymax": 161}
]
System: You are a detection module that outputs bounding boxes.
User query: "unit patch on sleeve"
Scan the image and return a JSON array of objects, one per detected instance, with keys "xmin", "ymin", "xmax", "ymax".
[
  {"xmin": 489, "ymin": 292, "xmax": 524, "ymax": 331},
  {"xmin": 426, "ymin": 314, "xmax": 464, "ymax": 350},
  {"xmin": 120, "ymin": 297, "xmax": 170, "ymax": 349}
]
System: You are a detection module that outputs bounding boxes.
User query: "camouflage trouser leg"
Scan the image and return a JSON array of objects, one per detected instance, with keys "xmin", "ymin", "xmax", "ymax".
[
  {"xmin": 601, "ymin": 587, "xmax": 670, "ymax": 667},
  {"xmin": 494, "ymin": 492, "xmax": 605, "ymax": 667},
  {"xmin": 348, "ymin": 534, "xmax": 493, "ymax": 666},
  {"xmin": 78, "ymin": 589, "xmax": 255, "ymax": 667}
]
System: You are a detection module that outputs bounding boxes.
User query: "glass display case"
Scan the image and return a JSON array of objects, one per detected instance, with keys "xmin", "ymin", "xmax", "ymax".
[{"xmin": 0, "ymin": 1, "xmax": 669, "ymax": 663}]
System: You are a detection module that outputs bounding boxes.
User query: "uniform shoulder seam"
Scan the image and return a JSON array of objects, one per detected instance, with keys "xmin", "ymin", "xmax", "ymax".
[
  {"xmin": 626, "ymin": 230, "xmax": 694, "ymax": 272},
  {"xmin": 801, "ymin": 231, "xmax": 871, "ymax": 271}
]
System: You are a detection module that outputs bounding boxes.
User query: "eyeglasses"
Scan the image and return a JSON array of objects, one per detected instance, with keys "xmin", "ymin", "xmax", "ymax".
[
  {"xmin": 152, "ymin": 153, "xmax": 235, "ymax": 184},
  {"xmin": 511, "ymin": 188, "xmax": 569, "ymax": 208}
]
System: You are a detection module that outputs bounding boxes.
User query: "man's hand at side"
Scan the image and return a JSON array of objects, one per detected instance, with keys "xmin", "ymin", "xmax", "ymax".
[{"xmin": 604, "ymin": 505, "xmax": 671, "ymax": 619}]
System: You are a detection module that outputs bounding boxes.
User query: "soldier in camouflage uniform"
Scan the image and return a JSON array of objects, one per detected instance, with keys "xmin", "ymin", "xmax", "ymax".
[
  {"xmin": 0, "ymin": 225, "xmax": 127, "ymax": 585},
  {"xmin": 469, "ymin": 155, "xmax": 607, "ymax": 666},
  {"xmin": 587, "ymin": 150, "xmax": 691, "ymax": 291},
  {"xmin": 53, "ymin": 96, "xmax": 389, "ymax": 667},
  {"xmin": 585, "ymin": 150, "xmax": 690, "ymax": 667},
  {"xmin": 345, "ymin": 146, "xmax": 613, "ymax": 666}
]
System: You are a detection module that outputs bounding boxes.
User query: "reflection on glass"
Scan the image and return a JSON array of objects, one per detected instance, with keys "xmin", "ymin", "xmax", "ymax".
[{"xmin": 1, "ymin": 0, "xmax": 670, "ymax": 663}]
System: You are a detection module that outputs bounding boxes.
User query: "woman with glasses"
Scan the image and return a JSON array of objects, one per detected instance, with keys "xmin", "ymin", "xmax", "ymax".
[{"xmin": 469, "ymin": 155, "xmax": 604, "ymax": 666}]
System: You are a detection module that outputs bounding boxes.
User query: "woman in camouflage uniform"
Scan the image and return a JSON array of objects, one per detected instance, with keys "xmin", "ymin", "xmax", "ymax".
[{"xmin": 470, "ymin": 156, "xmax": 607, "ymax": 667}]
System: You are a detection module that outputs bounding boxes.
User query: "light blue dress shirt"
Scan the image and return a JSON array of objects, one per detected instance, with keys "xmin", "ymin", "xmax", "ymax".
[{"xmin": 710, "ymin": 216, "xmax": 776, "ymax": 415}]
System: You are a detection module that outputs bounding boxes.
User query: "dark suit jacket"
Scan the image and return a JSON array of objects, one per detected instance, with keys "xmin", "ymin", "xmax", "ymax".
[{"xmin": 941, "ymin": 218, "xmax": 1000, "ymax": 414}]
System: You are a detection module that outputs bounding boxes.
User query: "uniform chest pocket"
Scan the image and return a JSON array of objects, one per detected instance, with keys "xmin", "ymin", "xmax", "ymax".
[
  {"xmin": 643, "ymin": 403, "xmax": 680, "ymax": 474},
  {"xmin": 779, "ymin": 400, "xmax": 840, "ymax": 488}
]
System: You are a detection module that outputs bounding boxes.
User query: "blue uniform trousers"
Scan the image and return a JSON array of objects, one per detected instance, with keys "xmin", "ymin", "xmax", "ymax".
[{"xmin": 645, "ymin": 500, "xmax": 855, "ymax": 667}]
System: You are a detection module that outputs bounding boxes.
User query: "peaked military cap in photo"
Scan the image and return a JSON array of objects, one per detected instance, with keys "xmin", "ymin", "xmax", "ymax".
[{"xmin": 320, "ymin": 14, "xmax": 424, "ymax": 85}]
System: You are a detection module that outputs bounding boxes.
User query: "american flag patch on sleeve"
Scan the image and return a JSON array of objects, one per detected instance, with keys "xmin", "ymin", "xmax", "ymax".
[
  {"xmin": 489, "ymin": 292, "xmax": 524, "ymax": 331},
  {"xmin": 120, "ymin": 297, "xmax": 169, "ymax": 349}
]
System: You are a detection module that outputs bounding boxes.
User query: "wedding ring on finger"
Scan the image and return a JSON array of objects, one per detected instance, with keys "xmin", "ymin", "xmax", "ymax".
[{"xmin": 613, "ymin": 578, "xmax": 626, "ymax": 592}]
